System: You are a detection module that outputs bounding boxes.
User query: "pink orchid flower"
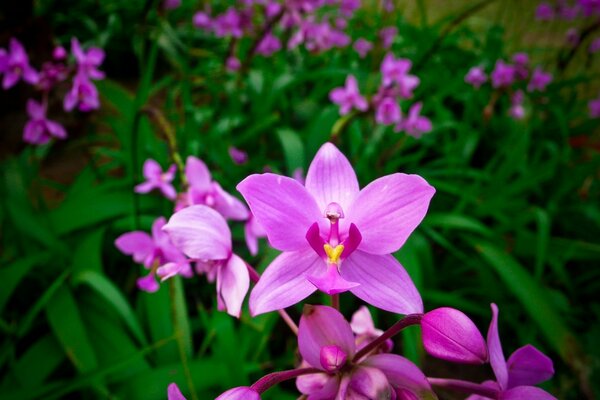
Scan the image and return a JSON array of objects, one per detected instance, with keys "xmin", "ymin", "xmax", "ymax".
[
  {"xmin": 395, "ymin": 102, "xmax": 432, "ymax": 138},
  {"xmin": 466, "ymin": 304, "xmax": 555, "ymax": 400},
  {"xmin": 0, "ymin": 38, "xmax": 39, "ymax": 89},
  {"xmin": 115, "ymin": 217, "xmax": 190, "ymax": 292},
  {"xmin": 163, "ymin": 205, "xmax": 250, "ymax": 317},
  {"xmin": 237, "ymin": 142, "xmax": 434, "ymax": 316},
  {"xmin": 23, "ymin": 99, "xmax": 67, "ymax": 145},
  {"xmin": 244, "ymin": 214, "xmax": 267, "ymax": 256},
  {"xmin": 71, "ymin": 38, "xmax": 105, "ymax": 80},
  {"xmin": 329, "ymin": 75, "xmax": 369, "ymax": 115},
  {"xmin": 175, "ymin": 156, "xmax": 249, "ymax": 220},
  {"xmin": 353, "ymin": 38, "xmax": 373, "ymax": 58},
  {"xmin": 135, "ymin": 159, "xmax": 177, "ymax": 200},
  {"xmin": 380, "ymin": 53, "xmax": 420, "ymax": 98},
  {"xmin": 465, "ymin": 66, "xmax": 488, "ymax": 89},
  {"xmin": 295, "ymin": 305, "xmax": 436, "ymax": 399},
  {"xmin": 527, "ymin": 67, "xmax": 553, "ymax": 92}
]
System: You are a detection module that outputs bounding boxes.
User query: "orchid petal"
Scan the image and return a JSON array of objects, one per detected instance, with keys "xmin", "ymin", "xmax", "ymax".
[
  {"xmin": 249, "ymin": 249, "xmax": 321, "ymax": 315},
  {"xmin": 363, "ymin": 354, "xmax": 435, "ymax": 398},
  {"xmin": 488, "ymin": 303, "xmax": 509, "ymax": 390},
  {"xmin": 307, "ymin": 263, "xmax": 360, "ymax": 295},
  {"xmin": 500, "ymin": 386, "xmax": 557, "ymax": 400},
  {"xmin": 134, "ymin": 181, "xmax": 156, "ymax": 194},
  {"xmin": 163, "ymin": 205, "xmax": 232, "ymax": 260},
  {"xmin": 216, "ymin": 387, "xmax": 260, "ymax": 400},
  {"xmin": 217, "ymin": 254, "xmax": 250, "ymax": 318},
  {"xmin": 343, "ymin": 251, "xmax": 423, "ymax": 314},
  {"xmin": 46, "ymin": 121, "xmax": 67, "ymax": 139},
  {"xmin": 297, "ymin": 372, "xmax": 339, "ymax": 398},
  {"xmin": 185, "ymin": 156, "xmax": 212, "ymax": 192},
  {"xmin": 507, "ymin": 345, "xmax": 554, "ymax": 388},
  {"xmin": 237, "ymin": 173, "xmax": 321, "ymax": 251},
  {"xmin": 142, "ymin": 159, "xmax": 162, "ymax": 180},
  {"xmin": 115, "ymin": 232, "xmax": 154, "ymax": 263},
  {"xmin": 345, "ymin": 366, "xmax": 391, "ymax": 400},
  {"xmin": 212, "ymin": 182, "xmax": 250, "ymax": 220},
  {"xmin": 350, "ymin": 306, "xmax": 381, "ymax": 336},
  {"xmin": 167, "ymin": 383, "xmax": 187, "ymax": 400},
  {"xmin": 305, "ymin": 143, "xmax": 360, "ymax": 214},
  {"xmin": 26, "ymin": 99, "xmax": 45, "ymax": 119},
  {"xmin": 159, "ymin": 182, "xmax": 177, "ymax": 200},
  {"xmin": 348, "ymin": 173, "xmax": 435, "ymax": 254},
  {"xmin": 137, "ymin": 274, "xmax": 159, "ymax": 292}
]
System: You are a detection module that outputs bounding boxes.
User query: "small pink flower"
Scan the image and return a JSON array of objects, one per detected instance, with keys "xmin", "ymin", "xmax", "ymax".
[
  {"xmin": 395, "ymin": 102, "xmax": 432, "ymax": 138},
  {"xmin": 527, "ymin": 67, "xmax": 552, "ymax": 92},
  {"xmin": 256, "ymin": 32, "xmax": 281, "ymax": 56},
  {"xmin": 71, "ymin": 38, "xmax": 105, "ymax": 80},
  {"xmin": 0, "ymin": 38, "xmax": 39, "ymax": 89},
  {"xmin": 380, "ymin": 53, "xmax": 419, "ymax": 98},
  {"xmin": 379, "ymin": 26, "xmax": 397, "ymax": 49},
  {"xmin": 509, "ymin": 90, "xmax": 525, "ymax": 120},
  {"xmin": 353, "ymin": 38, "xmax": 373, "ymax": 58},
  {"xmin": 226, "ymin": 56, "xmax": 241, "ymax": 72},
  {"xmin": 491, "ymin": 60, "xmax": 516, "ymax": 88},
  {"xmin": 23, "ymin": 99, "xmax": 67, "ymax": 145},
  {"xmin": 329, "ymin": 75, "xmax": 368, "ymax": 115},
  {"xmin": 135, "ymin": 159, "xmax": 177, "ymax": 200},
  {"xmin": 375, "ymin": 97, "xmax": 402, "ymax": 126},
  {"xmin": 465, "ymin": 66, "xmax": 488, "ymax": 89}
]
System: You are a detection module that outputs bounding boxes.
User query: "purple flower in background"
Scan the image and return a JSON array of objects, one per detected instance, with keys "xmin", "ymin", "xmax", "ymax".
[
  {"xmin": 0, "ymin": 38, "xmax": 39, "ymax": 89},
  {"xmin": 350, "ymin": 306, "xmax": 392, "ymax": 352},
  {"xmin": 589, "ymin": 37, "xmax": 600, "ymax": 53},
  {"xmin": 589, "ymin": 95, "xmax": 600, "ymax": 118},
  {"xmin": 135, "ymin": 159, "xmax": 177, "ymax": 200},
  {"xmin": 256, "ymin": 32, "xmax": 282, "ymax": 56},
  {"xmin": 52, "ymin": 46, "xmax": 67, "ymax": 60},
  {"xmin": 380, "ymin": 53, "xmax": 420, "ymax": 98},
  {"xmin": 245, "ymin": 214, "xmax": 267, "ymax": 256},
  {"xmin": 163, "ymin": 0, "xmax": 181, "ymax": 10},
  {"xmin": 23, "ymin": 99, "xmax": 67, "ymax": 145},
  {"xmin": 226, "ymin": 56, "xmax": 241, "ymax": 72},
  {"xmin": 353, "ymin": 38, "xmax": 373, "ymax": 58},
  {"xmin": 229, "ymin": 146, "xmax": 248, "ymax": 164},
  {"xmin": 465, "ymin": 66, "xmax": 488, "ymax": 88},
  {"xmin": 265, "ymin": 1, "xmax": 282, "ymax": 18},
  {"xmin": 213, "ymin": 8, "xmax": 244, "ymax": 38},
  {"xmin": 527, "ymin": 67, "xmax": 552, "ymax": 92},
  {"xmin": 71, "ymin": 38, "xmax": 105, "ymax": 80},
  {"xmin": 329, "ymin": 75, "xmax": 368, "ymax": 115},
  {"xmin": 63, "ymin": 74, "xmax": 100, "ymax": 112},
  {"xmin": 379, "ymin": 26, "xmax": 398, "ymax": 49},
  {"xmin": 115, "ymin": 217, "xmax": 190, "ymax": 293},
  {"xmin": 491, "ymin": 60, "xmax": 516, "ymax": 88},
  {"xmin": 396, "ymin": 102, "xmax": 432, "ymax": 138},
  {"xmin": 558, "ymin": 3, "xmax": 580, "ymax": 20},
  {"xmin": 340, "ymin": 0, "xmax": 361, "ymax": 16},
  {"xmin": 163, "ymin": 205, "xmax": 250, "ymax": 317},
  {"xmin": 167, "ymin": 383, "xmax": 186, "ymax": 400},
  {"xmin": 466, "ymin": 304, "xmax": 555, "ymax": 400},
  {"xmin": 237, "ymin": 142, "xmax": 434, "ymax": 315},
  {"xmin": 176, "ymin": 156, "xmax": 249, "ymax": 220},
  {"xmin": 193, "ymin": 11, "xmax": 212, "ymax": 30},
  {"xmin": 565, "ymin": 28, "xmax": 580, "ymax": 47},
  {"xmin": 375, "ymin": 97, "xmax": 402, "ymax": 125},
  {"xmin": 536, "ymin": 2, "xmax": 555, "ymax": 20},
  {"xmin": 579, "ymin": 0, "xmax": 600, "ymax": 16},
  {"xmin": 38, "ymin": 61, "xmax": 68, "ymax": 91},
  {"xmin": 512, "ymin": 52, "xmax": 529, "ymax": 80},
  {"xmin": 509, "ymin": 90, "xmax": 525, "ymax": 120},
  {"xmin": 295, "ymin": 305, "xmax": 436, "ymax": 399}
]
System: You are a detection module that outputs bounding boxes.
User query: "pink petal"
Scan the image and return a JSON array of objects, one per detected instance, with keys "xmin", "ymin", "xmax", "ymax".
[
  {"xmin": 70, "ymin": 38, "xmax": 84, "ymax": 62},
  {"xmin": 421, "ymin": 307, "xmax": 488, "ymax": 364},
  {"xmin": 142, "ymin": 159, "xmax": 163, "ymax": 180},
  {"xmin": 350, "ymin": 306, "xmax": 380, "ymax": 336},
  {"xmin": 299, "ymin": 305, "xmax": 356, "ymax": 369},
  {"xmin": 163, "ymin": 205, "xmax": 232, "ymax": 260},
  {"xmin": 345, "ymin": 75, "xmax": 360, "ymax": 96},
  {"xmin": 134, "ymin": 181, "xmax": 157, "ymax": 194},
  {"xmin": 296, "ymin": 371, "xmax": 339, "ymax": 396},
  {"xmin": 185, "ymin": 156, "xmax": 212, "ymax": 192},
  {"xmin": 305, "ymin": 142, "xmax": 360, "ymax": 214},
  {"xmin": 156, "ymin": 262, "xmax": 189, "ymax": 281},
  {"xmin": 3, "ymin": 71, "xmax": 20, "ymax": 89},
  {"xmin": 348, "ymin": 173, "xmax": 435, "ymax": 254},
  {"xmin": 137, "ymin": 274, "xmax": 160, "ymax": 292},
  {"xmin": 330, "ymin": 87, "xmax": 347, "ymax": 104},
  {"xmin": 507, "ymin": 345, "xmax": 554, "ymax": 388},
  {"xmin": 308, "ymin": 263, "xmax": 360, "ymax": 295},
  {"xmin": 46, "ymin": 121, "xmax": 67, "ymax": 139},
  {"xmin": 216, "ymin": 387, "xmax": 260, "ymax": 400},
  {"xmin": 488, "ymin": 303, "xmax": 508, "ymax": 390},
  {"xmin": 342, "ymin": 251, "xmax": 423, "ymax": 314},
  {"xmin": 159, "ymin": 182, "xmax": 177, "ymax": 200},
  {"xmin": 217, "ymin": 254, "xmax": 250, "ymax": 318},
  {"xmin": 26, "ymin": 99, "xmax": 45, "ymax": 119},
  {"xmin": 23, "ymin": 66, "xmax": 39, "ymax": 85},
  {"xmin": 87, "ymin": 47, "xmax": 105, "ymax": 65},
  {"xmin": 115, "ymin": 231, "xmax": 154, "ymax": 263},
  {"xmin": 167, "ymin": 383, "xmax": 187, "ymax": 400},
  {"xmin": 63, "ymin": 87, "xmax": 77, "ymax": 111},
  {"xmin": 364, "ymin": 354, "xmax": 433, "ymax": 397},
  {"xmin": 212, "ymin": 182, "xmax": 250, "ymax": 220},
  {"xmin": 23, "ymin": 121, "xmax": 46, "ymax": 144},
  {"xmin": 249, "ymin": 249, "xmax": 321, "ymax": 316},
  {"xmin": 345, "ymin": 366, "xmax": 391, "ymax": 399},
  {"xmin": 500, "ymin": 386, "xmax": 556, "ymax": 400},
  {"xmin": 237, "ymin": 173, "xmax": 322, "ymax": 251}
]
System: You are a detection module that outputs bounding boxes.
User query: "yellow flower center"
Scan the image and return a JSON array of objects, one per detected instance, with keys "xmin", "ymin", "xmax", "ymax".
[{"xmin": 324, "ymin": 244, "xmax": 344, "ymax": 265}]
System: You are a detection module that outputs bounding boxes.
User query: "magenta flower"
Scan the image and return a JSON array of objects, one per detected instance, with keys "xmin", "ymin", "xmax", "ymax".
[
  {"xmin": 163, "ymin": 0, "xmax": 181, "ymax": 10},
  {"xmin": 580, "ymin": 0, "xmax": 600, "ymax": 16},
  {"xmin": 329, "ymin": 75, "xmax": 368, "ymax": 115},
  {"xmin": 565, "ymin": 28, "xmax": 579, "ymax": 47},
  {"xmin": 163, "ymin": 205, "xmax": 250, "ymax": 317},
  {"xmin": 167, "ymin": 383, "xmax": 186, "ymax": 400},
  {"xmin": 375, "ymin": 97, "xmax": 402, "ymax": 126},
  {"xmin": 380, "ymin": 53, "xmax": 420, "ymax": 98},
  {"xmin": 379, "ymin": 26, "xmax": 398, "ymax": 49},
  {"xmin": 134, "ymin": 159, "xmax": 177, "ymax": 200},
  {"xmin": 216, "ymin": 387, "xmax": 260, "ymax": 400},
  {"xmin": 226, "ymin": 56, "xmax": 241, "ymax": 72},
  {"xmin": 115, "ymin": 217, "xmax": 190, "ymax": 293},
  {"xmin": 38, "ymin": 61, "xmax": 68, "ymax": 91},
  {"xmin": 71, "ymin": 38, "xmax": 105, "ymax": 80},
  {"xmin": 295, "ymin": 305, "xmax": 435, "ymax": 399},
  {"xmin": 237, "ymin": 142, "xmax": 434, "ymax": 315},
  {"xmin": 23, "ymin": 99, "xmax": 67, "ymax": 145},
  {"xmin": 509, "ymin": 90, "xmax": 525, "ymax": 120},
  {"xmin": 589, "ymin": 95, "xmax": 600, "ymax": 118},
  {"xmin": 512, "ymin": 52, "xmax": 529, "ymax": 80},
  {"xmin": 52, "ymin": 46, "xmax": 67, "ymax": 60},
  {"xmin": 536, "ymin": 3, "xmax": 555, "ymax": 20},
  {"xmin": 213, "ymin": 8, "xmax": 244, "ymax": 38},
  {"xmin": 589, "ymin": 37, "xmax": 600, "ymax": 53},
  {"xmin": 193, "ymin": 11, "xmax": 212, "ymax": 30},
  {"xmin": 175, "ymin": 156, "xmax": 249, "ymax": 220},
  {"xmin": 63, "ymin": 74, "xmax": 100, "ymax": 112},
  {"xmin": 466, "ymin": 304, "xmax": 555, "ymax": 400},
  {"xmin": 256, "ymin": 32, "xmax": 282, "ymax": 56},
  {"xmin": 228, "ymin": 146, "xmax": 248, "ymax": 164},
  {"xmin": 353, "ymin": 38, "xmax": 373, "ymax": 58},
  {"xmin": 527, "ymin": 67, "xmax": 552, "ymax": 92},
  {"xmin": 245, "ymin": 214, "xmax": 267, "ymax": 256},
  {"xmin": 395, "ymin": 102, "xmax": 432, "ymax": 138},
  {"xmin": 465, "ymin": 66, "xmax": 488, "ymax": 89},
  {"xmin": 491, "ymin": 60, "xmax": 516, "ymax": 88},
  {"xmin": 0, "ymin": 38, "xmax": 39, "ymax": 89}
]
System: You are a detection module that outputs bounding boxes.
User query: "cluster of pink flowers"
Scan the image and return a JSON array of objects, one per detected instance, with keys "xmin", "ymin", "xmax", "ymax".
[
  {"xmin": 465, "ymin": 53, "xmax": 553, "ymax": 120},
  {"xmin": 0, "ymin": 37, "xmax": 104, "ymax": 145},
  {"xmin": 536, "ymin": 0, "xmax": 600, "ymax": 53},
  {"xmin": 329, "ymin": 53, "xmax": 432, "ymax": 138},
  {"xmin": 114, "ymin": 143, "xmax": 556, "ymax": 399}
]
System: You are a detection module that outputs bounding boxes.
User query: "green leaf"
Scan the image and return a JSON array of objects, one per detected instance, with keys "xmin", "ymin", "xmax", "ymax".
[
  {"xmin": 276, "ymin": 128, "xmax": 305, "ymax": 175},
  {"xmin": 13, "ymin": 334, "xmax": 65, "ymax": 387},
  {"xmin": 0, "ymin": 253, "xmax": 50, "ymax": 314}
]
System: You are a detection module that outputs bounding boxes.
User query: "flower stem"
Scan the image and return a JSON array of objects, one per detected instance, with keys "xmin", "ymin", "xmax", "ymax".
[
  {"xmin": 250, "ymin": 367, "xmax": 322, "ymax": 394},
  {"xmin": 352, "ymin": 314, "xmax": 423, "ymax": 362},
  {"xmin": 427, "ymin": 377, "xmax": 499, "ymax": 398},
  {"xmin": 331, "ymin": 294, "xmax": 340, "ymax": 310}
]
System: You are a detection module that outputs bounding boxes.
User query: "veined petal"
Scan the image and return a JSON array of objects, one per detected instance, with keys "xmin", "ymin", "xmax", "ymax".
[
  {"xmin": 167, "ymin": 383, "xmax": 187, "ymax": 400},
  {"xmin": 348, "ymin": 173, "xmax": 435, "ymax": 254},
  {"xmin": 216, "ymin": 387, "xmax": 260, "ymax": 400},
  {"xmin": 249, "ymin": 249, "xmax": 321, "ymax": 316},
  {"xmin": 299, "ymin": 305, "xmax": 356, "ymax": 369},
  {"xmin": 185, "ymin": 156, "xmax": 212, "ymax": 192},
  {"xmin": 499, "ymin": 386, "xmax": 557, "ymax": 400},
  {"xmin": 363, "ymin": 354, "xmax": 435, "ymax": 399},
  {"xmin": 343, "ymin": 251, "xmax": 423, "ymax": 314},
  {"xmin": 237, "ymin": 173, "xmax": 321, "ymax": 251},
  {"xmin": 305, "ymin": 143, "xmax": 360, "ymax": 214},
  {"xmin": 163, "ymin": 205, "xmax": 232, "ymax": 260},
  {"xmin": 507, "ymin": 345, "xmax": 554, "ymax": 388},
  {"xmin": 297, "ymin": 372, "xmax": 340, "ymax": 398},
  {"xmin": 488, "ymin": 303, "xmax": 509, "ymax": 390},
  {"xmin": 115, "ymin": 231, "xmax": 154, "ymax": 263},
  {"xmin": 217, "ymin": 254, "xmax": 250, "ymax": 318},
  {"xmin": 307, "ymin": 263, "xmax": 360, "ymax": 295},
  {"xmin": 345, "ymin": 366, "xmax": 392, "ymax": 400}
]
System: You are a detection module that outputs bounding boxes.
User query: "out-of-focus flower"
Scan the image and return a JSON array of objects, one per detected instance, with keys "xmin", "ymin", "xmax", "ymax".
[
  {"xmin": 375, "ymin": 97, "xmax": 402, "ymax": 125},
  {"xmin": 52, "ymin": 46, "xmax": 67, "ymax": 60},
  {"xmin": 340, "ymin": 0, "xmax": 361, "ymax": 16},
  {"xmin": 379, "ymin": 26, "xmax": 397, "ymax": 49},
  {"xmin": 256, "ymin": 32, "xmax": 282, "ymax": 56},
  {"xmin": 353, "ymin": 38, "xmax": 373, "ymax": 58},
  {"xmin": 226, "ymin": 56, "xmax": 241, "ymax": 71},
  {"xmin": 164, "ymin": 206, "xmax": 250, "ymax": 317},
  {"xmin": 527, "ymin": 67, "xmax": 552, "ymax": 92},
  {"xmin": 229, "ymin": 146, "xmax": 248, "ymax": 164},
  {"xmin": 558, "ymin": 3, "xmax": 580, "ymax": 20},
  {"xmin": 63, "ymin": 74, "xmax": 100, "ymax": 112},
  {"xmin": 579, "ymin": 0, "xmax": 600, "ymax": 16},
  {"xmin": 465, "ymin": 66, "xmax": 488, "ymax": 88},
  {"xmin": 135, "ymin": 159, "xmax": 177, "ymax": 200},
  {"xmin": 38, "ymin": 62, "xmax": 68, "ymax": 91},
  {"xmin": 589, "ymin": 94, "xmax": 600, "ymax": 118},
  {"xmin": 193, "ymin": 11, "xmax": 212, "ymax": 30},
  {"xmin": 589, "ymin": 37, "xmax": 600, "ymax": 53},
  {"xmin": 536, "ymin": 2, "xmax": 555, "ymax": 20},
  {"xmin": 491, "ymin": 60, "xmax": 516, "ymax": 88},
  {"xmin": 0, "ymin": 38, "xmax": 39, "ymax": 89},
  {"xmin": 380, "ymin": 53, "xmax": 419, "ymax": 98},
  {"xmin": 71, "ymin": 38, "xmax": 105, "ymax": 80},
  {"xmin": 509, "ymin": 90, "xmax": 525, "ymax": 120},
  {"xmin": 566, "ymin": 28, "xmax": 580, "ymax": 47},
  {"xmin": 329, "ymin": 75, "xmax": 368, "ymax": 115},
  {"xmin": 213, "ymin": 8, "xmax": 244, "ymax": 38},
  {"xmin": 23, "ymin": 99, "xmax": 67, "ymax": 145},
  {"xmin": 396, "ymin": 102, "xmax": 432, "ymax": 138},
  {"xmin": 512, "ymin": 52, "xmax": 529, "ymax": 80},
  {"xmin": 163, "ymin": 0, "xmax": 181, "ymax": 10},
  {"xmin": 238, "ymin": 143, "xmax": 433, "ymax": 315}
]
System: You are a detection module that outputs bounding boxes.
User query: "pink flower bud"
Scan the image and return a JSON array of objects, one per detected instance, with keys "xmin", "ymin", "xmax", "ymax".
[{"xmin": 320, "ymin": 345, "xmax": 348, "ymax": 372}]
